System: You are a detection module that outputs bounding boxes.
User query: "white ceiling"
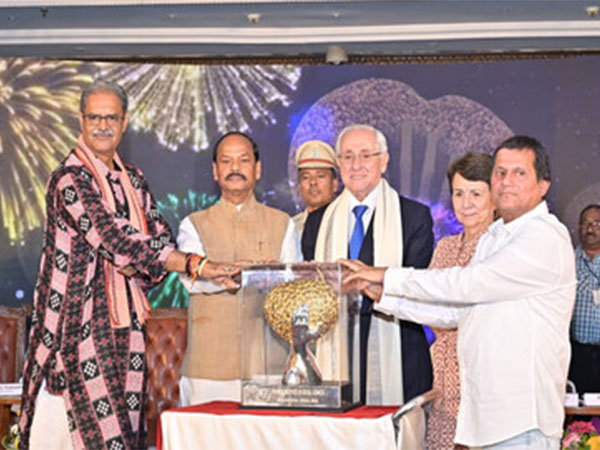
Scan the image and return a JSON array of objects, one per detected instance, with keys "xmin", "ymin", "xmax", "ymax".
[{"xmin": 1, "ymin": 1, "xmax": 600, "ymax": 60}]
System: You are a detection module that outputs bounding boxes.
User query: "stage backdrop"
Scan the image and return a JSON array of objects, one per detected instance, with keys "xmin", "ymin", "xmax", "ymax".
[{"xmin": 1, "ymin": 55, "xmax": 598, "ymax": 308}]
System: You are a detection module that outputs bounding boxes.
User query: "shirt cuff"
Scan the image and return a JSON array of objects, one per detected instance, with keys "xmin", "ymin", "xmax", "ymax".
[
  {"xmin": 374, "ymin": 293, "xmax": 398, "ymax": 317},
  {"xmin": 179, "ymin": 273, "xmax": 226, "ymax": 295},
  {"xmin": 383, "ymin": 266, "xmax": 411, "ymax": 297}
]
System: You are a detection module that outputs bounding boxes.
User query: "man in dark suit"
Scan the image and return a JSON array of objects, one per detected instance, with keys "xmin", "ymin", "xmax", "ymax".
[{"xmin": 302, "ymin": 124, "xmax": 433, "ymax": 405}]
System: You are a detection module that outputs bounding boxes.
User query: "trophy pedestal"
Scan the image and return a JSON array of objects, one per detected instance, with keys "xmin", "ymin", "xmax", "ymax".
[{"xmin": 241, "ymin": 377, "xmax": 357, "ymax": 412}]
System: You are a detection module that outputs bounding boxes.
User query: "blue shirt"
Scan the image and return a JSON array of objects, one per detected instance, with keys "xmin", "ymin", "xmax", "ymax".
[{"xmin": 571, "ymin": 245, "xmax": 600, "ymax": 344}]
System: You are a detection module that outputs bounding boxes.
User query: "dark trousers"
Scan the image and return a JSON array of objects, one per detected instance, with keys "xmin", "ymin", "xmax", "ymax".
[{"xmin": 569, "ymin": 340, "xmax": 600, "ymax": 393}]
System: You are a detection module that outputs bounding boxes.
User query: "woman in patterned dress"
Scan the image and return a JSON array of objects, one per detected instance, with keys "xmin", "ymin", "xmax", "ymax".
[{"xmin": 426, "ymin": 152, "xmax": 496, "ymax": 450}]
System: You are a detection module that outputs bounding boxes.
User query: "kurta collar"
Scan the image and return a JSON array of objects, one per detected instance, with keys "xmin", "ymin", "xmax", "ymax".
[
  {"xmin": 489, "ymin": 201, "xmax": 548, "ymax": 236},
  {"xmin": 217, "ymin": 193, "xmax": 258, "ymax": 213}
]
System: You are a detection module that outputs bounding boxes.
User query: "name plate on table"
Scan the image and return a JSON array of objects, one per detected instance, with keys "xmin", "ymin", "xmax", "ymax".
[
  {"xmin": 242, "ymin": 380, "xmax": 354, "ymax": 411},
  {"xmin": 0, "ymin": 383, "xmax": 22, "ymax": 397},
  {"xmin": 583, "ymin": 393, "xmax": 600, "ymax": 406},
  {"xmin": 565, "ymin": 393, "xmax": 579, "ymax": 407}
]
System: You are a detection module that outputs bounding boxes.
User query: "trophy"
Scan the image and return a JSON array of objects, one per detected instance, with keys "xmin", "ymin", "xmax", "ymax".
[
  {"xmin": 240, "ymin": 262, "xmax": 360, "ymax": 410},
  {"xmin": 263, "ymin": 274, "xmax": 338, "ymax": 386}
]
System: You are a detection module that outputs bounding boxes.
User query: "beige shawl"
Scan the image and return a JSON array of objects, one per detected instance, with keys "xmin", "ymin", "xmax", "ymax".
[{"xmin": 314, "ymin": 178, "xmax": 404, "ymax": 405}]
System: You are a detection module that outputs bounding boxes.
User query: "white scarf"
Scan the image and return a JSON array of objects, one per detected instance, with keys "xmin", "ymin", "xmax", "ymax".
[{"xmin": 315, "ymin": 178, "xmax": 404, "ymax": 405}]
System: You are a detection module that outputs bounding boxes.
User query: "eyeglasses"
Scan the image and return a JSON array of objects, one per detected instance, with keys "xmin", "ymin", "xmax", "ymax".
[
  {"xmin": 580, "ymin": 220, "xmax": 600, "ymax": 229},
  {"xmin": 338, "ymin": 151, "xmax": 382, "ymax": 165},
  {"xmin": 83, "ymin": 113, "xmax": 123, "ymax": 127}
]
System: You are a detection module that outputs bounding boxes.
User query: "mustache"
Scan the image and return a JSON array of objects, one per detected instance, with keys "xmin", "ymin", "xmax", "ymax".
[
  {"xmin": 92, "ymin": 129, "xmax": 115, "ymax": 137},
  {"xmin": 225, "ymin": 173, "xmax": 247, "ymax": 181}
]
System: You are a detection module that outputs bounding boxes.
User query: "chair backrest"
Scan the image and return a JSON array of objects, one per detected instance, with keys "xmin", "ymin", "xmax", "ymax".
[
  {"xmin": 145, "ymin": 307, "xmax": 187, "ymax": 446},
  {"xmin": 0, "ymin": 304, "xmax": 30, "ymax": 382},
  {"xmin": 392, "ymin": 388, "xmax": 440, "ymax": 449}
]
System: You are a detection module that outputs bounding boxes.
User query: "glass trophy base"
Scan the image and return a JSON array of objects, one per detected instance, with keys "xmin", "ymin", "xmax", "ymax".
[{"xmin": 241, "ymin": 376, "xmax": 359, "ymax": 412}]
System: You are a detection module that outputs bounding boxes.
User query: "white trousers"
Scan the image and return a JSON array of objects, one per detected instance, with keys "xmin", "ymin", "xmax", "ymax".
[{"xmin": 29, "ymin": 383, "xmax": 73, "ymax": 450}]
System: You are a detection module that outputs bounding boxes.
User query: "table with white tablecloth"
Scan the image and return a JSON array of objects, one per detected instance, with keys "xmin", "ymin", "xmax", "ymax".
[{"xmin": 157, "ymin": 401, "xmax": 402, "ymax": 450}]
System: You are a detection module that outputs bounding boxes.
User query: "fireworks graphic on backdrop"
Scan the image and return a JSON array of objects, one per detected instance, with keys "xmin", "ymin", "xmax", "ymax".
[
  {"xmin": 97, "ymin": 63, "xmax": 301, "ymax": 152},
  {"xmin": 0, "ymin": 58, "xmax": 90, "ymax": 245},
  {"xmin": 148, "ymin": 190, "xmax": 219, "ymax": 308}
]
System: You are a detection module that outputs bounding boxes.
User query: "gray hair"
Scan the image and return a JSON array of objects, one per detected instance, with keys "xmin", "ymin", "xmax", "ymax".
[
  {"xmin": 335, "ymin": 124, "xmax": 388, "ymax": 154},
  {"xmin": 80, "ymin": 79, "xmax": 128, "ymax": 114}
]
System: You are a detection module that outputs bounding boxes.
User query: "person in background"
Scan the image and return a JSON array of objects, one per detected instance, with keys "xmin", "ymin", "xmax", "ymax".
[
  {"xmin": 569, "ymin": 203, "xmax": 600, "ymax": 393},
  {"xmin": 427, "ymin": 152, "xmax": 495, "ymax": 450},
  {"xmin": 177, "ymin": 131, "xmax": 302, "ymax": 406},
  {"xmin": 19, "ymin": 80, "xmax": 236, "ymax": 450},
  {"xmin": 292, "ymin": 140, "xmax": 338, "ymax": 235}
]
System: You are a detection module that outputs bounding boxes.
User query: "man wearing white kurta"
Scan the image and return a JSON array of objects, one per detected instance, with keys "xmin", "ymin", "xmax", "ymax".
[
  {"xmin": 343, "ymin": 135, "xmax": 576, "ymax": 449},
  {"xmin": 177, "ymin": 132, "xmax": 301, "ymax": 406}
]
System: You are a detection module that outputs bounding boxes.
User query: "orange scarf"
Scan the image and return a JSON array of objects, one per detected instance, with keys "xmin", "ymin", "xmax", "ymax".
[{"xmin": 74, "ymin": 136, "xmax": 151, "ymax": 328}]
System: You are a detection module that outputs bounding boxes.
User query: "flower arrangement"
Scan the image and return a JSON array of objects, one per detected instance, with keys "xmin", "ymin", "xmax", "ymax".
[
  {"xmin": 0, "ymin": 423, "xmax": 19, "ymax": 450},
  {"xmin": 562, "ymin": 419, "xmax": 600, "ymax": 450}
]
